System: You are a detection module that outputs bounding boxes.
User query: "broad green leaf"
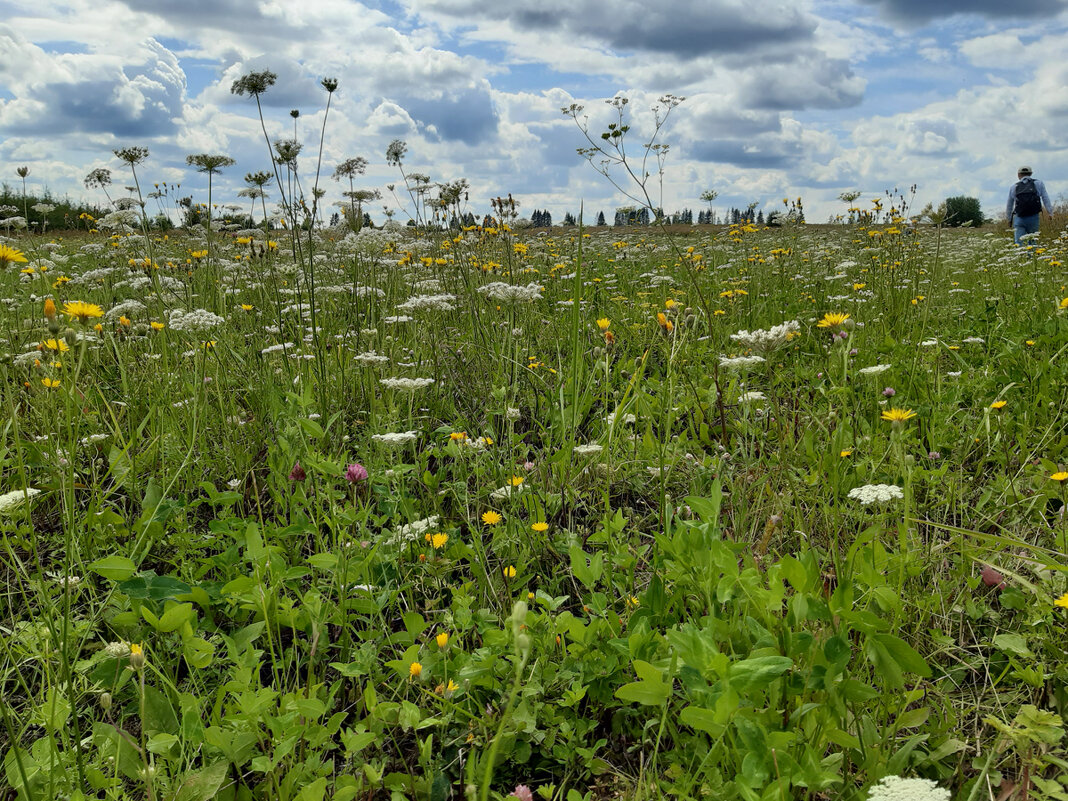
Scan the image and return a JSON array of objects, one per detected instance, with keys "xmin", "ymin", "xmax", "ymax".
[
  {"xmin": 728, "ymin": 655, "xmax": 793, "ymax": 691},
  {"xmin": 992, "ymin": 633, "xmax": 1033, "ymax": 658},
  {"xmin": 174, "ymin": 761, "xmax": 229, "ymax": 801},
  {"xmin": 89, "ymin": 555, "xmax": 136, "ymax": 582}
]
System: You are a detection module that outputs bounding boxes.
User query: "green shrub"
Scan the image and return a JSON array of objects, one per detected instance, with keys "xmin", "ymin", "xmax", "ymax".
[{"xmin": 944, "ymin": 195, "xmax": 983, "ymax": 227}]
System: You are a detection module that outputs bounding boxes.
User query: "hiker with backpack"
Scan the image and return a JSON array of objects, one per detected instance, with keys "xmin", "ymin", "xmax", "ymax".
[{"xmin": 1006, "ymin": 166, "xmax": 1053, "ymax": 245}]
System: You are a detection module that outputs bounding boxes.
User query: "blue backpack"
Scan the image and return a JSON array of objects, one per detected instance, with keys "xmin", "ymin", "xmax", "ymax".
[{"xmin": 1014, "ymin": 178, "xmax": 1042, "ymax": 217}]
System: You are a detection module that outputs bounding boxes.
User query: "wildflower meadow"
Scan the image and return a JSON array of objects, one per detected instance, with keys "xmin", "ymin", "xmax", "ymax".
[{"xmin": 0, "ymin": 78, "xmax": 1066, "ymax": 801}]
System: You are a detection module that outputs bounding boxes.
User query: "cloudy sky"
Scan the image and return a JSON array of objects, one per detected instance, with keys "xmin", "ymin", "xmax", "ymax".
[{"xmin": 1, "ymin": 0, "xmax": 1067, "ymax": 225}]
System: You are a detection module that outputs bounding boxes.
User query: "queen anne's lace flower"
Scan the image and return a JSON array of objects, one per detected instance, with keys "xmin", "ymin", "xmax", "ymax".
[
  {"xmin": 371, "ymin": 430, "xmax": 419, "ymax": 446},
  {"xmin": 477, "ymin": 282, "xmax": 543, "ymax": 303},
  {"xmin": 866, "ymin": 776, "xmax": 949, "ymax": 801},
  {"xmin": 395, "ymin": 294, "xmax": 456, "ymax": 313},
  {"xmin": 719, "ymin": 355, "xmax": 766, "ymax": 370},
  {"xmin": 380, "ymin": 377, "xmax": 434, "ymax": 391},
  {"xmin": 0, "ymin": 487, "xmax": 41, "ymax": 513},
  {"xmin": 847, "ymin": 483, "xmax": 904, "ymax": 505},
  {"xmin": 729, "ymin": 321, "xmax": 800, "ymax": 353},
  {"xmin": 169, "ymin": 308, "xmax": 226, "ymax": 332},
  {"xmin": 858, "ymin": 364, "xmax": 892, "ymax": 376}
]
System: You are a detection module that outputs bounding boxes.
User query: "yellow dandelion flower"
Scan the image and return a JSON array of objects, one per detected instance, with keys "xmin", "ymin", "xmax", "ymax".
[
  {"xmin": 40, "ymin": 339, "xmax": 69, "ymax": 352},
  {"xmin": 41, "ymin": 378, "xmax": 61, "ymax": 388},
  {"xmin": 596, "ymin": 317, "xmax": 611, "ymax": 330},
  {"xmin": 0, "ymin": 244, "xmax": 29, "ymax": 270},
  {"xmin": 1055, "ymin": 592, "xmax": 1068, "ymax": 609},
  {"xmin": 435, "ymin": 631, "xmax": 449, "ymax": 648},
  {"xmin": 482, "ymin": 510, "xmax": 502, "ymax": 525},
  {"xmin": 150, "ymin": 321, "xmax": 165, "ymax": 331},
  {"xmin": 816, "ymin": 312, "xmax": 851, "ymax": 329},
  {"xmin": 840, "ymin": 449, "xmax": 853, "ymax": 458},
  {"xmin": 430, "ymin": 532, "xmax": 449, "ymax": 549},
  {"xmin": 531, "ymin": 522, "xmax": 549, "ymax": 532},
  {"xmin": 1059, "ymin": 297, "xmax": 1068, "ymax": 310},
  {"xmin": 881, "ymin": 408, "xmax": 917, "ymax": 423},
  {"xmin": 1051, "ymin": 472, "xmax": 1068, "ymax": 482},
  {"xmin": 409, "ymin": 661, "xmax": 423, "ymax": 679},
  {"xmin": 503, "ymin": 565, "xmax": 517, "ymax": 579},
  {"xmin": 509, "ymin": 475, "xmax": 525, "ymax": 487},
  {"xmin": 990, "ymin": 400, "xmax": 1007, "ymax": 410},
  {"xmin": 62, "ymin": 301, "xmax": 104, "ymax": 323},
  {"xmin": 450, "ymin": 431, "xmax": 468, "ymax": 442}
]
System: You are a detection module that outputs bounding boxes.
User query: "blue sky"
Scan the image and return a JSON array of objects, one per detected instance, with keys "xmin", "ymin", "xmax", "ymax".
[{"xmin": 1, "ymin": 0, "xmax": 1067, "ymax": 224}]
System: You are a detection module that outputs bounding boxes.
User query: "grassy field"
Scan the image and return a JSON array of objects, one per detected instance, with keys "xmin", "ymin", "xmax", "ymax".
[{"xmin": 0, "ymin": 211, "xmax": 1066, "ymax": 801}]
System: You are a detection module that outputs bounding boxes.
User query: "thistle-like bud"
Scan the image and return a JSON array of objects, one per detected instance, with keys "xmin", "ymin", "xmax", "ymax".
[
  {"xmin": 100, "ymin": 692, "xmax": 112, "ymax": 711},
  {"xmin": 63, "ymin": 328, "xmax": 77, "ymax": 348},
  {"xmin": 128, "ymin": 643, "xmax": 146, "ymax": 670}
]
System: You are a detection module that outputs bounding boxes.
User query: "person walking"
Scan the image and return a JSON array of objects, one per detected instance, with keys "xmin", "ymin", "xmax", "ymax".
[{"xmin": 1006, "ymin": 166, "xmax": 1053, "ymax": 245}]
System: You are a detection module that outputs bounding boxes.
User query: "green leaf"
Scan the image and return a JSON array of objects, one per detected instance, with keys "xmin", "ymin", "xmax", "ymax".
[
  {"xmin": 118, "ymin": 573, "xmax": 192, "ymax": 601},
  {"xmin": 89, "ymin": 555, "xmax": 136, "ymax": 582},
  {"xmin": 728, "ymin": 655, "xmax": 793, "ymax": 691},
  {"xmin": 679, "ymin": 705, "xmax": 723, "ymax": 737},
  {"xmin": 142, "ymin": 685, "xmax": 178, "ymax": 736},
  {"xmin": 174, "ymin": 761, "xmax": 229, "ymax": 801},
  {"xmin": 993, "ymin": 633, "xmax": 1033, "ymax": 658},
  {"xmin": 872, "ymin": 633, "xmax": 931, "ymax": 677},
  {"xmin": 614, "ymin": 660, "xmax": 671, "ymax": 706},
  {"xmin": 158, "ymin": 603, "xmax": 194, "ymax": 633}
]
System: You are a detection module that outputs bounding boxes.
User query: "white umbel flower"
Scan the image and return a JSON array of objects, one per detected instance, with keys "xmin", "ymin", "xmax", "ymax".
[
  {"xmin": 0, "ymin": 487, "xmax": 42, "ymax": 514},
  {"xmin": 477, "ymin": 282, "xmax": 544, "ymax": 303},
  {"xmin": 395, "ymin": 294, "xmax": 456, "ymax": 313},
  {"xmin": 866, "ymin": 776, "xmax": 950, "ymax": 801},
  {"xmin": 719, "ymin": 355, "xmax": 766, "ymax": 370},
  {"xmin": 371, "ymin": 430, "xmax": 420, "ymax": 446},
  {"xmin": 729, "ymin": 321, "xmax": 800, "ymax": 354},
  {"xmin": 168, "ymin": 308, "xmax": 226, "ymax": 332},
  {"xmin": 858, "ymin": 364, "xmax": 892, "ymax": 376},
  {"xmin": 380, "ymin": 377, "xmax": 435, "ymax": 391},
  {"xmin": 847, "ymin": 483, "xmax": 904, "ymax": 505}
]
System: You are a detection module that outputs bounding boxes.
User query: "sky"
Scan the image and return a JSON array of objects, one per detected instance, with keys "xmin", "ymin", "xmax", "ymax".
[{"xmin": 1, "ymin": 0, "xmax": 1067, "ymax": 226}]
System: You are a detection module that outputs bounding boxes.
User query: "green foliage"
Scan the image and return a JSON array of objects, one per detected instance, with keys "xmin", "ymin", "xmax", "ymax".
[
  {"xmin": 944, "ymin": 195, "xmax": 984, "ymax": 227},
  {"xmin": 1, "ymin": 211, "xmax": 1067, "ymax": 801}
]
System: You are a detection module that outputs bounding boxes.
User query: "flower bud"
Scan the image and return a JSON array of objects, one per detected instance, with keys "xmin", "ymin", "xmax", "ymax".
[
  {"xmin": 99, "ymin": 692, "xmax": 112, "ymax": 711},
  {"xmin": 128, "ymin": 643, "xmax": 146, "ymax": 670}
]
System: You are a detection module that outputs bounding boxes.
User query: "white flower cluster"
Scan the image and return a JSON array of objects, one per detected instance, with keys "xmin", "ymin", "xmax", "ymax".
[
  {"xmin": 371, "ymin": 430, "xmax": 420, "ymax": 446},
  {"xmin": 391, "ymin": 515, "xmax": 440, "ymax": 544},
  {"xmin": 380, "ymin": 377, "xmax": 434, "ymax": 391},
  {"xmin": 729, "ymin": 320, "xmax": 800, "ymax": 353},
  {"xmin": 105, "ymin": 299, "xmax": 146, "ymax": 322},
  {"xmin": 104, "ymin": 641, "xmax": 132, "ymax": 658},
  {"xmin": 354, "ymin": 351, "xmax": 391, "ymax": 366},
  {"xmin": 477, "ymin": 282, "xmax": 544, "ymax": 303},
  {"xmin": 858, "ymin": 364, "xmax": 892, "ymax": 376},
  {"xmin": 847, "ymin": 483, "xmax": 904, "ymax": 505},
  {"xmin": 573, "ymin": 443, "xmax": 603, "ymax": 456},
  {"xmin": 0, "ymin": 487, "xmax": 42, "ymax": 513},
  {"xmin": 719, "ymin": 355, "xmax": 766, "ymax": 371},
  {"xmin": 168, "ymin": 308, "xmax": 226, "ymax": 333},
  {"xmin": 866, "ymin": 776, "xmax": 949, "ymax": 801},
  {"xmin": 395, "ymin": 294, "xmax": 456, "ymax": 313},
  {"xmin": 98, "ymin": 209, "xmax": 141, "ymax": 230},
  {"xmin": 491, "ymin": 483, "xmax": 526, "ymax": 501},
  {"xmin": 739, "ymin": 391, "xmax": 766, "ymax": 403}
]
